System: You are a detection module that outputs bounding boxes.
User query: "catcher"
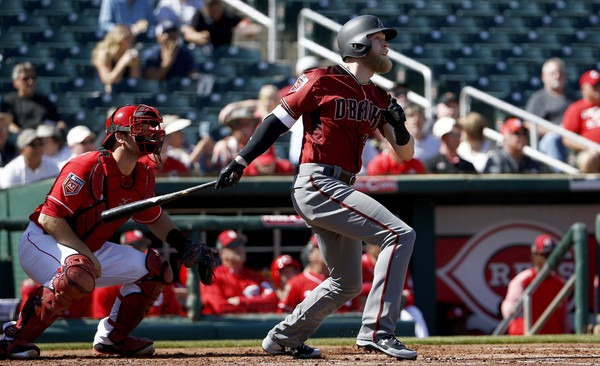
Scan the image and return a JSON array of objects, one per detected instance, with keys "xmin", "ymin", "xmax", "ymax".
[{"xmin": 0, "ymin": 104, "xmax": 216, "ymax": 359}]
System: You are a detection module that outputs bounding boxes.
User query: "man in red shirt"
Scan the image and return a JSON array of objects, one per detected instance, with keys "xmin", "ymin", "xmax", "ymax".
[
  {"xmin": 501, "ymin": 235, "xmax": 569, "ymax": 335},
  {"xmin": 562, "ymin": 69, "xmax": 600, "ymax": 172},
  {"xmin": 0, "ymin": 104, "xmax": 214, "ymax": 359},
  {"xmin": 200, "ymin": 230, "xmax": 278, "ymax": 314}
]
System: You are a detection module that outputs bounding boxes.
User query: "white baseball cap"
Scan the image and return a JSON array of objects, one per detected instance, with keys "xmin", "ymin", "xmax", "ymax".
[
  {"xmin": 66, "ymin": 125, "xmax": 95, "ymax": 147},
  {"xmin": 432, "ymin": 117, "xmax": 458, "ymax": 138},
  {"xmin": 164, "ymin": 118, "xmax": 191, "ymax": 135}
]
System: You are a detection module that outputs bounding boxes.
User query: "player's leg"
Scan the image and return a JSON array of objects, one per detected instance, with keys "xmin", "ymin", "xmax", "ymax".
[
  {"xmin": 1, "ymin": 223, "xmax": 96, "ymax": 359},
  {"xmin": 92, "ymin": 243, "xmax": 173, "ymax": 356},
  {"xmin": 265, "ymin": 231, "xmax": 362, "ymax": 349}
]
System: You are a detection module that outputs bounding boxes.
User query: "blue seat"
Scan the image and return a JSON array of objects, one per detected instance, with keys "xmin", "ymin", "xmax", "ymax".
[
  {"xmin": 7, "ymin": 13, "xmax": 50, "ymax": 33},
  {"xmin": 58, "ymin": 76, "xmax": 104, "ymax": 94},
  {"xmin": 3, "ymin": 45, "xmax": 52, "ymax": 64},
  {"xmin": 213, "ymin": 45, "xmax": 262, "ymax": 65},
  {"xmin": 87, "ymin": 93, "xmax": 138, "ymax": 112},
  {"xmin": 140, "ymin": 93, "xmax": 193, "ymax": 115},
  {"xmin": 25, "ymin": 29, "xmax": 77, "ymax": 49},
  {"xmin": 36, "ymin": 61, "xmax": 77, "ymax": 83},
  {"xmin": 0, "ymin": 0, "xmax": 24, "ymax": 15},
  {"xmin": 112, "ymin": 78, "xmax": 162, "ymax": 98}
]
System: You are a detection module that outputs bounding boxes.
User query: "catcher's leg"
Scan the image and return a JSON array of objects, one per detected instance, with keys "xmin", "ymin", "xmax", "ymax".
[
  {"xmin": 1, "ymin": 254, "xmax": 96, "ymax": 359},
  {"xmin": 93, "ymin": 249, "xmax": 172, "ymax": 356}
]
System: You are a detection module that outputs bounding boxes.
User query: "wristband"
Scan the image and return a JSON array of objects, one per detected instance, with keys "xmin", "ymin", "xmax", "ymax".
[
  {"xmin": 394, "ymin": 125, "xmax": 411, "ymax": 146},
  {"xmin": 166, "ymin": 229, "xmax": 189, "ymax": 253}
]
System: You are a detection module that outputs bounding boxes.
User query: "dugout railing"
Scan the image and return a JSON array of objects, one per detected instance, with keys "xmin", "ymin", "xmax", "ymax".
[{"xmin": 492, "ymin": 222, "xmax": 589, "ymax": 335}]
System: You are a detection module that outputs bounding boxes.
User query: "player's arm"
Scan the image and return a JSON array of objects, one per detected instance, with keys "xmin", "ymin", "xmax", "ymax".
[
  {"xmin": 380, "ymin": 98, "xmax": 414, "ymax": 161},
  {"xmin": 38, "ymin": 213, "xmax": 102, "ymax": 277},
  {"xmin": 215, "ymin": 105, "xmax": 295, "ymax": 188},
  {"xmin": 382, "ymin": 123, "xmax": 414, "ymax": 161}
]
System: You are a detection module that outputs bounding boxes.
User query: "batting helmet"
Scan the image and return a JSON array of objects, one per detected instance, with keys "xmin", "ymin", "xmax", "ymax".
[
  {"xmin": 270, "ymin": 254, "xmax": 302, "ymax": 288},
  {"xmin": 102, "ymin": 104, "xmax": 165, "ymax": 156},
  {"xmin": 337, "ymin": 15, "xmax": 397, "ymax": 61}
]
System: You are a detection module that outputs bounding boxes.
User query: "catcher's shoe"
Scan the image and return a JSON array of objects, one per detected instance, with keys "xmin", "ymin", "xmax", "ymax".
[
  {"xmin": 93, "ymin": 336, "xmax": 155, "ymax": 356},
  {"xmin": 356, "ymin": 335, "xmax": 417, "ymax": 360},
  {"xmin": 0, "ymin": 338, "xmax": 40, "ymax": 359},
  {"xmin": 262, "ymin": 335, "xmax": 321, "ymax": 359}
]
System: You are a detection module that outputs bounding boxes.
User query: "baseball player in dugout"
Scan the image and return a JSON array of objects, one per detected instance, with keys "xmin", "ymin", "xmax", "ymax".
[
  {"xmin": 0, "ymin": 104, "xmax": 216, "ymax": 359},
  {"xmin": 216, "ymin": 15, "xmax": 417, "ymax": 360}
]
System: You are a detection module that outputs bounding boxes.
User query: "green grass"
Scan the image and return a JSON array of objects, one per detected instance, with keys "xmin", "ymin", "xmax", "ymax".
[{"xmin": 38, "ymin": 334, "xmax": 600, "ymax": 351}]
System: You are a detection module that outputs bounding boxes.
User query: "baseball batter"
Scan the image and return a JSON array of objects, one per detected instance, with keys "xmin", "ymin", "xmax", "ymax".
[
  {"xmin": 216, "ymin": 15, "xmax": 417, "ymax": 360},
  {"xmin": 0, "ymin": 104, "xmax": 216, "ymax": 359}
]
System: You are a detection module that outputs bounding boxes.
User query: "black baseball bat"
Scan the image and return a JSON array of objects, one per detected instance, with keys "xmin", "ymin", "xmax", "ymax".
[{"xmin": 100, "ymin": 180, "xmax": 217, "ymax": 223}]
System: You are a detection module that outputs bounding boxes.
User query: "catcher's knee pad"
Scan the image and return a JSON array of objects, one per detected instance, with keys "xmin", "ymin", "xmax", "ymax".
[
  {"xmin": 16, "ymin": 254, "xmax": 96, "ymax": 342},
  {"xmin": 107, "ymin": 250, "xmax": 172, "ymax": 344}
]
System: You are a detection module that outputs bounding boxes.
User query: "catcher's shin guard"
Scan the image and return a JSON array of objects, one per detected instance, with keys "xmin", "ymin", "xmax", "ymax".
[
  {"xmin": 107, "ymin": 249, "xmax": 172, "ymax": 344},
  {"xmin": 16, "ymin": 254, "xmax": 97, "ymax": 342}
]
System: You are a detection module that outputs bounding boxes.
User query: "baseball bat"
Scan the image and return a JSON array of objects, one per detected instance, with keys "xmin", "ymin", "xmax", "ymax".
[{"xmin": 100, "ymin": 180, "xmax": 217, "ymax": 223}]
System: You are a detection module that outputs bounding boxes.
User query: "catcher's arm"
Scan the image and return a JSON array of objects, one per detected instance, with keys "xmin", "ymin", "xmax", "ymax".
[{"xmin": 147, "ymin": 213, "xmax": 216, "ymax": 285}]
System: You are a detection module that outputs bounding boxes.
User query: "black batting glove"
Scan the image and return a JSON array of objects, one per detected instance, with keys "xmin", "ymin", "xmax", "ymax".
[
  {"xmin": 381, "ymin": 98, "xmax": 410, "ymax": 146},
  {"xmin": 216, "ymin": 160, "xmax": 245, "ymax": 189}
]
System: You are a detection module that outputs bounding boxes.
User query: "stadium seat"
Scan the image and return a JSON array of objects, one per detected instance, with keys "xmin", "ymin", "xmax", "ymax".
[
  {"xmin": 140, "ymin": 93, "xmax": 193, "ymax": 115},
  {"xmin": 455, "ymin": 2, "xmax": 498, "ymax": 17},
  {"xmin": 2, "ymin": 45, "xmax": 52, "ymax": 64},
  {"xmin": 57, "ymin": 76, "xmax": 104, "ymax": 94},
  {"xmin": 213, "ymin": 45, "xmax": 262, "ymax": 66},
  {"xmin": 0, "ymin": 0, "xmax": 25, "ymax": 16},
  {"xmin": 7, "ymin": 13, "xmax": 50, "ymax": 33},
  {"xmin": 36, "ymin": 61, "xmax": 77, "ymax": 83},
  {"xmin": 112, "ymin": 78, "xmax": 162, "ymax": 98},
  {"xmin": 25, "ymin": 29, "xmax": 77, "ymax": 49},
  {"xmin": 0, "ymin": 30, "xmax": 24, "ymax": 47},
  {"xmin": 86, "ymin": 93, "xmax": 137, "ymax": 112}
]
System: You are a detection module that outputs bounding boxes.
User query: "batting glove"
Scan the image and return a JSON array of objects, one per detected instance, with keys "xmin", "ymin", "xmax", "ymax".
[
  {"xmin": 216, "ymin": 160, "xmax": 245, "ymax": 189},
  {"xmin": 381, "ymin": 98, "xmax": 410, "ymax": 146}
]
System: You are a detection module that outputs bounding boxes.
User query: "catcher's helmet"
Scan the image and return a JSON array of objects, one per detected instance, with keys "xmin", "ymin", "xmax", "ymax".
[
  {"xmin": 337, "ymin": 15, "xmax": 397, "ymax": 61},
  {"xmin": 102, "ymin": 104, "xmax": 165, "ymax": 156},
  {"xmin": 270, "ymin": 254, "xmax": 302, "ymax": 288}
]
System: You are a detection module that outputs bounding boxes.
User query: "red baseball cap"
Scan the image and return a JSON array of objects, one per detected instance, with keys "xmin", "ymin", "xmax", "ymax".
[
  {"xmin": 217, "ymin": 230, "xmax": 247, "ymax": 250},
  {"xmin": 579, "ymin": 70, "xmax": 600, "ymax": 87},
  {"xmin": 531, "ymin": 234, "xmax": 558, "ymax": 255},
  {"xmin": 501, "ymin": 118, "xmax": 528, "ymax": 135},
  {"xmin": 121, "ymin": 230, "xmax": 151, "ymax": 249}
]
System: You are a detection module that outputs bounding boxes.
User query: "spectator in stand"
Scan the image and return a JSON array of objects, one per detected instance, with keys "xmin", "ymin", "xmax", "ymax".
[
  {"xmin": 457, "ymin": 112, "xmax": 496, "ymax": 173},
  {"xmin": 160, "ymin": 115, "xmax": 215, "ymax": 175},
  {"xmin": 200, "ymin": 230, "xmax": 278, "ymax": 314},
  {"xmin": 0, "ymin": 129, "xmax": 60, "ymax": 189},
  {"xmin": 427, "ymin": 91, "xmax": 459, "ymax": 132},
  {"xmin": 19, "ymin": 278, "xmax": 92, "ymax": 319},
  {"xmin": 37, "ymin": 124, "xmax": 71, "ymax": 167},
  {"xmin": 484, "ymin": 118, "xmax": 540, "ymax": 174},
  {"xmin": 92, "ymin": 230, "xmax": 184, "ymax": 319},
  {"xmin": 183, "ymin": 0, "xmax": 261, "ymax": 50},
  {"xmin": 270, "ymin": 254, "xmax": 302, "ymax": 299},
  {"xmin": 212, "ymin": 107, "xmax": 259, "ymax": 171},
  {"xmin": 99, "ymin": 0, "xmax": 155, "ymax": 37},
  {"xmin": 92, "ymin": 24, "xmax": 142, "ymax": 95},
  {"xmin": 0, "ymin": 113, "xmax": 17, "ymax": 167},
  {"xmin": 1, "ymin": 62, "xmax": 64, "ymax": 132},
  {"xmin": 561, "ymin": 70, "xmax": 600, "ymax": 173},
  {"xmin": 155, "ymin": 0, "xmax": 203, "ymax": 26},
  {"xmin": 144, "ymin": 20, "xmax": 197, "ymax": 80},
  {"xmin": 64, "ymin": 126, "xmax": 96, "ymax": 164},
  {"xmin": 424, "ymin": 117, "xmax": 477, "ymax": 174},
  {"xmin": 360, "ymin": 242, "xmax": 429, "ymax": 338},
  {"xmin": 367, "ymin": 139, "xmax": 426, "ymax": 175},
  {"xmin": 278, "ymin": 236, "xmax": 361, "ymax": 314},
  {"xmin": 525, "ymin": 58, "xmax": 575, "ymax": 170},
  {"xmin": 404, "ymin": 103, "xmax": 440, "ymax": 162},
  {"xmin": 390, "ymin": 81, "xmax": 410, "ymax": 108},
  {"xmin": 501, "ymin": 235, "xmax": 569, "ymax": 335}
]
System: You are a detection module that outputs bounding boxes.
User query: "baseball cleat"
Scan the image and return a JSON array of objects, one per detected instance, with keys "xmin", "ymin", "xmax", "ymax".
[
  {"xmin": 93, "ymin": 336, "xmax": 155, "ymax": 356},
  {"xmin": 356, "ymin": 335, "xmax": 417, "ymax": 360},
  {"xmin": 0, "ymin": 338, "xmax": 40, "ymax": 359},
  {"xmin": 262, "ymin": 335, "xmax": 322, "ymax": 359}
]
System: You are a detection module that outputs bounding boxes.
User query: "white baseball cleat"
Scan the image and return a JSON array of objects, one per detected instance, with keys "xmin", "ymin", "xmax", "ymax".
[
  {"xmin": 262, "ymin": 335, "xmax": 322, "ymax": 359},
  {"xmin": 357, "ymin": 335, "xmax": 417, "ymax": 360}
]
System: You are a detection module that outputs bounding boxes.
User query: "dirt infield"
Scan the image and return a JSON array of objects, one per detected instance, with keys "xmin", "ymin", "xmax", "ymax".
[{"xmin": 5, "ymin": 343, "xmax": 600, "ymax": 365}]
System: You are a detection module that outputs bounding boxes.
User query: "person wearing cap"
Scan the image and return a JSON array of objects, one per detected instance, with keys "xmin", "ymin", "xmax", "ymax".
[
  {"xmin": 483, "ymin": 118, "xmax": 540, "ymax": 174},
  {"xmin": 0, "ymin": 112, "xmax": 17, "ymax": 167},
  {"xmin": 63, "ymin": 126, "xmax": 97, "ymax": 167},
  {"xmin": 359, "ymin": 242, "xmax": 429, "ymax": 338},
  {"xmin": 277, "ymin": 236, "xmax": 361, "ymax": 314},
  {"xmin": 37, "ymin": 123, "xmax": 71, "ymax": 167},
  {"xmin": 561, "ymin": 69, "xmax": 600, "ymax": 173},
  {"xmin": 425, "ymin": 91, "xmax": 460, "ymax": 133},
  {"xmin": 1, "ymin": 62, "xmax": 64, "ymax": 132},
  {"xmin": 138, "ymin": 115, "xmax": 191, "ymax": 176},
  {"xmin": 143, "ymin": 20, "xmax": 196, "ymax": 80},
  {"xmin": 211, "ymin": 106, "xmax": 260, "ymax": 170},
  {"xmin": 270, "ymin": 254, "xmax": 302, "ymax": 298},
  {"xmin": 0, "ymin": 128, "xmax": 60, "ymax": 189},
  {"xmin": 424, "ymin": 117, "xmax": 477, "ymax": 174},
  {"xmin": 525, "ymin": 58, "xmax": 575, "ymax": 171},
  {"xmin": 200, "ymin": 230, "xmax": 278, "ymax": 314},
  {"xmin": 500, "ymin": 234, "xmax": 569, "ymax": 335}
]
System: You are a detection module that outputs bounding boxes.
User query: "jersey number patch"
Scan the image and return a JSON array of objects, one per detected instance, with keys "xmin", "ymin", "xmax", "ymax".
[{"xmin": 62, "ymin": 172, "xmax": 85, "ymax": 196}]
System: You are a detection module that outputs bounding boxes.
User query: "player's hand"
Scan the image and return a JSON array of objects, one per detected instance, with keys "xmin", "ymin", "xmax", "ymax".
[
  {"xmin": 216, "ymin": 160, "xmax": 245, "ymax": 189},
  {"xmin": 381, "ymin": 98, "xmax": 406, "ymax": 129}
]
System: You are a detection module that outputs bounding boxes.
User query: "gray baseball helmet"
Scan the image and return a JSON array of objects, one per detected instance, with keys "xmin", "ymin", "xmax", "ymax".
[{"xmin": 337, "ymin": 15, "xmax": 398, "ymax": 61}]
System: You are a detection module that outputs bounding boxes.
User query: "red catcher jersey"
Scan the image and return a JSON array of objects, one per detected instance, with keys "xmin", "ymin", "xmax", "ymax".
[
  {"xmin": 29, "ymin": 151, "xmax": 162, "ymax": 252},
  {"xmin": 282, "ymin": 65, "xmax": 391, "ymax": 173}
]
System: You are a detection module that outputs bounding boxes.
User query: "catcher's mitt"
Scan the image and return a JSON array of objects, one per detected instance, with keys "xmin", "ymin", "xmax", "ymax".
[{"xmin": 182, "ymin": 241, "xmax": 216, "ymax": 285}]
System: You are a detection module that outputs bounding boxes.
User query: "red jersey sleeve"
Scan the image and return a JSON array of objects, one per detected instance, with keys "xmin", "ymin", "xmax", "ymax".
[
  {"xmin": 40, "ymin": 160, "xmax": 93, "ymax": 218},
  {"xmin": 561, "ymin": 100, "xmax": 583, "ymax": 134},
  {"xmin": 280, "ymin": 70, "xmax": 322, "ymax": 119}
]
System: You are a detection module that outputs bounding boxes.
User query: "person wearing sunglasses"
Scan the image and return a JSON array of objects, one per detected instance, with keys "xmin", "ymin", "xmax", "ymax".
[
  {"xmin": 0, "ymin": 128, "xmax": 60, "ymax": 188},
  {"xmin": 424, "ymin": 117, "xmax": 477, "ymax": 174}
]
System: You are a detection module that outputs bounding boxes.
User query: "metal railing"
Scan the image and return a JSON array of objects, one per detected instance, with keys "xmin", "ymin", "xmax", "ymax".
[
  {"xmin": 221, "ymin": 0, "xmax": 277, "ymax": 63},
  {"xmin": 297, "ymin": 8, "xmax": 434, "ymax": 120},
  {"xmin": 492, "ymin": 222, "xmax": 589, "ymax": 335},
  {"xmin": 460, "ymin": 86, "xmax": 600, "ymax": 174}
]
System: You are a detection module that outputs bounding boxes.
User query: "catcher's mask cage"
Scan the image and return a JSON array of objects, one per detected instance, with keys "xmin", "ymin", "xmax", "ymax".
[
  {"xmin": 337, "ymin": 15, "xmax": 398, "ymax": 61},
  {"xmin": 102, "ymin": 104, "xmax": 165, "ymax": 163}
]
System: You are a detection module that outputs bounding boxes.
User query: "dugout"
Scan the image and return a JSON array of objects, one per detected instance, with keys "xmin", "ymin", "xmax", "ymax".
[{"xmin": 1, "ymin": 174, "xmax": 600, "ymax": 336}]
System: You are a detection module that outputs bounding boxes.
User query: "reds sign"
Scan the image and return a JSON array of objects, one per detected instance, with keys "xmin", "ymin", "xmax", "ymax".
[{"xmin": 436, "ymin": 220, "xmax": 570, "ymax": 333}]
